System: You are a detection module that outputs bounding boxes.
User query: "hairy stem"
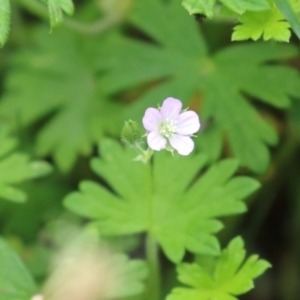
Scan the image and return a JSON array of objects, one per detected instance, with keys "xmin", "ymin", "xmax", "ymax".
[
  {"xmin": 18, "ymin": 0, "xmax": 120, "ymax": 35},
  {"xmin": 146, "ymin": 233, "xmax": 161, "ymax": 300}
]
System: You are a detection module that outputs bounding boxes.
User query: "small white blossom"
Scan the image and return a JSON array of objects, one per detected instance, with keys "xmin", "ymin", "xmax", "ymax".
[{"xmin": 142, "ymin": 97, "xmax": 200, "ymax": 155}]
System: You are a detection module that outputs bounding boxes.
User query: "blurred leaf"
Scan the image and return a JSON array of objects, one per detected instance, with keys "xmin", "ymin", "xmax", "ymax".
[
  {"xmin": 166, "ymin": 237, "xmax": 271, "ymax": 300},
  {"xmin": 0, "ymin": 126, "xmax": 52, "ymax": 203},
  {"xmin": 1, "ymin": 28, "xmax": 123, "ymax": 171},
  {"xmin": 0, "ymin": 175, "xmax": 68, "ymax": 241},
  {"xmin": 0, "ymin": 237, "xmax": 37, "ymax": 300},
  {"xmin": 64, "ymin": 139, "xmax": 260, "ymax": 262},
  {"xmin": 289, "ymin": 99, "xmax": 300, "ymax": 136},
  {"xmin": 103, "ymin": 0, "xmax": 300, "ymax": 173},
  {"xmin": 196, "ymin": 125, "xmax": 223, "ymax": 163},
  {"xmin": 43, "ymin": 228, "xmax": 147, "ymax": 299},
  {"xmin": 107, "ymin": 255, "xmax": 148, "ymax": 298},
  {"xmin": 24, "ymin": 245, "xmax": 51, "ymax": 279},
  {"xmin": 0, "ymin": 0, "xmax": 10, "ymax": 47}
]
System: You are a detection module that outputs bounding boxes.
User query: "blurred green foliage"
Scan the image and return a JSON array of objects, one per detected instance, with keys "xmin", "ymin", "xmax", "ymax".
[{"xmin": 0, "ymin": 0, "xmax": 300, "ymax": 299}]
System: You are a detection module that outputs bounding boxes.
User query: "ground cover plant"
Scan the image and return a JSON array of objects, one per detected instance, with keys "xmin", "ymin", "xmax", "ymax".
[{"xmin": 0, "ymin": 0, "xmax": 300, "ymax": 299}]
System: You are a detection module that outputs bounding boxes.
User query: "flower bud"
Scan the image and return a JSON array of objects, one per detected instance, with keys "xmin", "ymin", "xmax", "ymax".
[{"xmin": 120, "ymin": 120, "xmax": 142, "ymax": 146}]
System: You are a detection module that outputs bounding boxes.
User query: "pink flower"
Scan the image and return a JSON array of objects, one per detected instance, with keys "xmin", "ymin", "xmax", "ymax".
[{"xmin": 142, "ymin": 97, "xmax": 200, "ymax": 155}]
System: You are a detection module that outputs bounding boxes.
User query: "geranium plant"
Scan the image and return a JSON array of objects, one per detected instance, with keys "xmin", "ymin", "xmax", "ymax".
[{"xmin": 0, "ymin": 0, "xmax": 299, "ymax": 299}]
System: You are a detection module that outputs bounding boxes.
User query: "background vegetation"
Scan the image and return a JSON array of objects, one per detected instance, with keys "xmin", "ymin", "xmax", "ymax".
[{"xmin": 1, "ymin": 0, "xmax": 300, "ymax": 299}]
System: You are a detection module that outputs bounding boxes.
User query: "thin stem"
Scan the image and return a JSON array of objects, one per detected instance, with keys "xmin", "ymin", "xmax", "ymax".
[
  {"xmin": 65, "ymin": 15, "xmax": 120, "ymax": 35},
  {"xmin": 18, "ymin": 0, "xmax": 49, "ymax": 20},
  {"xmin": 18, "ymin": 0, "xmax": 120, "ymax": 35},
  {"xmin": 146, "ymin": 233, "xmax": 161, "ymax": 300}
]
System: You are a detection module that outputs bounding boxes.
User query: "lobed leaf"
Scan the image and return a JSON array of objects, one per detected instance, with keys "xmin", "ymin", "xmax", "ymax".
[
  {"xmin": 1, "ymin": 28, "xmax": 122, "ymax": 171},
  {"xmin": 64, "ymin": 139, "xmax": 260, "ymax": 262},
  {"xmin": 107, "ymin": 0, "xmax": 300, "ymax": 173},
  {"xmin": 166, "ymin": 237, "xmax": 271, "ymax": 300},
  {"xmin": 232, "ymin": 6, "xmax": 291, "ymax": 42},
  {"xmin": 182, "ymin": 0, "xmax": 300, "ymax": 42},
  {"xmin": 274, "ymin": 0, "xmax": 300, "ymax": 40},
  {"xmin": 181, "ymin": 0, "xmax": 271, "ymax": 18}
]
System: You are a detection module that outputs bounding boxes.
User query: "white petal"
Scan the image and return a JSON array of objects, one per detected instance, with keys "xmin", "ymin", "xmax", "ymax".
[
  {"xmin": 176, "ymin": 111, "xmax": 200, "ymax": 135},
  {"xmin": 169, "ymin": 135, "xmax": 194, "ymax": 155},
  {"xmin": 143, "ymin": 108, "xmax": 162, "ymax": 131},
  {"xmin": 160, "ymin": 97, "xmax": 182, "ymax": 120},
  {"xmin": 147, "ymin": 131, "xmax": 167, "ymax": 151}
]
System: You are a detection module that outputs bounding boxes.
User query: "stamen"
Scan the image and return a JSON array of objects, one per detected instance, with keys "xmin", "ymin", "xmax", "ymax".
[{"xmin": 159, "ymin": 119, "xmax": 178, "ymax": 138}]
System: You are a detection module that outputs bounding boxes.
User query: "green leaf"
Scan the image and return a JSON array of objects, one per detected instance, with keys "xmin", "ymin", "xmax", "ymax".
[
  {"xmin": 56, "ymin": 0, "xmax": 74, "ymax": 14},
  {"xmin": 196, "ymin": 125, "xmax": 223, "ymax": 163},
  {"xmin": 181, "ymin": 0, "xmax": 270, "ymax": 17},
  {"xmin": 0, "ymin": 126, "xmax": 52, "ymax": 203},
  {"xmin": 232, "ymin": 6, "xmax": 291, "ymax": 42},
  {"xmin": 47, "ymin": 0, "xmax": 74, "ymax": 29},
  {"xmin": 275, "ymin": 0, "xmax": 300, "ymax": 40},
  {"xmin": 0, "ymin": 0, "xmax": 10, "ymax": 47},
  {"xmin": 166, "ymin": 237, "xmax": 271, "ymax": 300},
  {"xmin": 181, "ymin": 0, "xmax": 216, "ymax": 18},
  {"xmin": 0, "ymin": 237, "xmax": 37, "ymax": 300},
  {"xmin": 64, "ymin": 139, "xmax": 260, "ymax": 262},
  {"xmin": 220, "ymin": 0, "xmax": 271, "ymax": 14},
  {"xmin": 1, "ymin": 28, "xmax": 122, "ymax": 171},
  {"xmin": 103, "ymin": 0, "xmax": 300, "ymax": 172}
]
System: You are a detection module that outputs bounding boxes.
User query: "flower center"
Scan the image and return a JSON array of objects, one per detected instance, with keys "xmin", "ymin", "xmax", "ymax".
[{"xmin": 159, "ymin": 118, "xmax": 177, "ymax": 138}]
